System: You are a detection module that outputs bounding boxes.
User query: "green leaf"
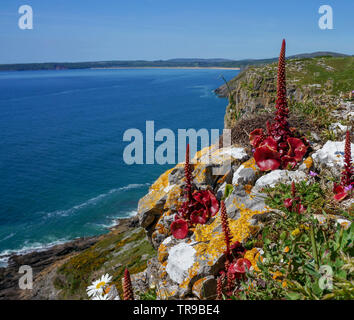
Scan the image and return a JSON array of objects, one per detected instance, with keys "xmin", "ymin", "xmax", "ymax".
[{"xmin": 286, "ymin": 291, "xmax": 302, "ymax": 300}]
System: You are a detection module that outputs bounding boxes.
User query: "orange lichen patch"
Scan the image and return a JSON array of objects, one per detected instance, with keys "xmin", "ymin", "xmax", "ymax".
[
  {"xmin": 160, "ymin": 271, "xmax": 167, "ymax": 279},
  {"xmin": 193, "ymin": 200, "xmax": 269, "ymax": 267},
  {"xmin": 158, "ymin": 243, "xmax": 169, "ymax": 263},
  {"xmin": 217, "ymin": 173, "xmax": 229, "ymax": 184},
  {"xmin": 244, "ymin": 184, "xmax": 253, "ymax": 194},
  {"xmin": 179, "ymin": 261, "xmax": 200, "ymax": 289},
  {"xmin": 192, "ymin": 277, "xmax": 204, "ymax": 288},
  {"xmin": 150, "ymin": 168, "xmax": 174, "ymax": 192},
  {"xmin": 164, "ymin": 185, "xmax": 183, "ymax": 210},
  {"xmin": 242, "ymin": 157, "xmax": 257, "ymax": 171},
  {"xmin": 192, "ymin": 277, "xmax": 205, "ymax": 296},
  {"xmin": 138, "ymin": 168, "xmax": 176, "ymax": 216},
  {"xmin": 193, "ymin": 164, "xmax": 209, "ymax": 184},
  {"xmin": 155, "ymin": 223, "xmax": 168, "ymax": 236},
  {"xmin": 157, "ymin": 286, "xmax": 176, "ymax": 299},
  {"xmin": 244, "ymin": 248, "xmax": 262, "ymax": 272},
  {"xmin": 303, "ymin": 156, "xmax": 313, "ymax": 169}
]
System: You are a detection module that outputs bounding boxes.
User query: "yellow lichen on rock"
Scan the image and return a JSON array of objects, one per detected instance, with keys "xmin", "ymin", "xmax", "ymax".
[
  {"xmin": 158, "ymin": 243, "xmax": 169, "ymax": 263},
  {"xmin": 244, "ymin": 184, "xmax": 253, "ymax": 194},
  {"xmin": 303, "ymin": 156, "xmax": 313, "ymax": 169},
  {"xmin": 193, "ymin": 201, "xmax": 269, "ymax": 262},
  {"xmin": 150, "ymin": 168, "xmax": 174, "ymax": 192},
  {"xmin": 242, "ymin": 157, "xmax": 257, "ymax": 171},
  {"xmin": 179, "ymin": 261, "xmax": 200, "ymax": 289},
  {"xmin": 244, "ymin": 248, "xmax": 262, "ymax": 272},
  {"xmin": 164, "ymin": 185, "xmax": 183, "ymax": 210}
]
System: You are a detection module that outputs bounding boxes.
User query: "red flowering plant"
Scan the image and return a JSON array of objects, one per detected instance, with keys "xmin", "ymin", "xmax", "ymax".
[
  {"xmin": 333, "ymin": 130, "xmax": 353, "ymax": 201},
  {"xmin": 217, "ymin": 201, "xmax": 253, "ymax": 298},
  {"xmin": 250, "ymin": 39, "xmax": 308, "ymax": 171},
  {"xmin": 283, "ymin": 182, "xmax": 307, "ymax": 214},
  {"xmin": 170, "ymin": 144, "xmax": 219, "ymax": 239}
]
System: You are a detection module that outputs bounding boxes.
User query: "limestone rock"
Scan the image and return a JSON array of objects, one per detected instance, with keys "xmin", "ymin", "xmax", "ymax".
[
  {"xmin": 166, "ymin": 242, "xmax": 196, "ymax": 284},
  {"xmin": 312, "ymin": 140, "xmax": 354, "ymax": 176},
  {"xmin": 329, "ymin": 122, "xmax": 351, "ymax": 136},
  {"xmin": 252, "ymin": 169, "xmax": 307, "ymax": 193},
  {"xmin": 232, "ymin": 157, "xmax": 259, "ymax": 188}
]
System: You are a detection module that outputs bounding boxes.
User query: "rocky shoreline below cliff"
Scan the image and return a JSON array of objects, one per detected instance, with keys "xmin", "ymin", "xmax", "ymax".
[{"xmin": 0, "ymin": 216, "xmax": 138, "ymax": 300}]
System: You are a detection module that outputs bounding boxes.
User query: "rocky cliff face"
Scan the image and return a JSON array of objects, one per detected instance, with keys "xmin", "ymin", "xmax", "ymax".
[{"xmin": 216, "ymin": 56, "xmax": 353, "ymax": 129}]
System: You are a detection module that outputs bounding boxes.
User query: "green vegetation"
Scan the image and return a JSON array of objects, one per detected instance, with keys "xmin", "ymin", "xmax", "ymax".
[
  {"xmin": 236, "ymin": 181, "xmax": 353, "ymax": 300},
  {"xmin": 222, "ymin": 184, "xmax": 234, "ymax": 200},
  {"xmin": 286, "ymin": 56, "xmax": 354, "ymax": 95},
  {"xmin": 139, "ymin": 288, "xmax": 157, "ymax": 300},
  {"xmin": 54, "ymin": 227, "xmax": 156, "ymax": 299}
]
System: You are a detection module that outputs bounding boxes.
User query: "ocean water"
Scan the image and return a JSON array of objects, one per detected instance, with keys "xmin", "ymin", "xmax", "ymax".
[{"xmin": 0, "ymin": 68, "xmax": 238, "ymax": 265}]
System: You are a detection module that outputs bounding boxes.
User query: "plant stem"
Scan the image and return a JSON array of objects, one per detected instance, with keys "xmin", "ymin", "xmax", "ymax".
[{"xmin": 310, "ymin": 225, "xmax": 319, "ymax": 270}]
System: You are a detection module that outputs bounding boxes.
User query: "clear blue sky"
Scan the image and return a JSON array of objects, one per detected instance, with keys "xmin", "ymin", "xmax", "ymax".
[{"xmin": 0, "ymin": 0, "xmax": 353, "ymax": 63}]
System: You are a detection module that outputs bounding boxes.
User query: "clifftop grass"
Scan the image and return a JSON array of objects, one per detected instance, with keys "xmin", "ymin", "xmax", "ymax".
[{"xmin": 229, "ymin": 56, "xmax": 354, "ymax": 95}]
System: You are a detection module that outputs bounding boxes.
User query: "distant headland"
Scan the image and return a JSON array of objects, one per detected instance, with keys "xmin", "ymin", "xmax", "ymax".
[{"xmin": 0, "ymin": 52, "xmax": 350, "ymax": 72}]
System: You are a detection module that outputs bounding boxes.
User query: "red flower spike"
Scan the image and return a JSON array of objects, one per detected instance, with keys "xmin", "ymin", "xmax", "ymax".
[
  {"xmin": 291, "ymin": 181, "xmax": 296, "ymax": 198},
  {"xmin": 254, "ymin": 146, "xmax": 281, "ymax": 171},
  {"xmin": 341, "ymin": 131, "xmax": 353, "ymax": 187},
  {"xmin": 226, "ymin": 267, "xmax": 236, "ymax": 294},
  {"xmin": 123, "ymin": 268, "xmax": 134, "ymax": 300},
  {"xmin": 272, "ymin": 39, "xmax": 291, "ymax": 140},
  {"xmin": 171, "ymin": 219, "xmax": 189, "ymax": 239},
  {"xmin": 287, "ymin": 137, "xmax": 307, "ymax": 162},
  {"xmin": 249, "ymin": 40, "xmax": 309, "ymax": 171},
  {"xmin": 220, "ymin": 201, "xmax": 232, "ymax": 258},
  {"xmin": 216, "ymin": 276, "xmax": 223, "ymax": 300}
]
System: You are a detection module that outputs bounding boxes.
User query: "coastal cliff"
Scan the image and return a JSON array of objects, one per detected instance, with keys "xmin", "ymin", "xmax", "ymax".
[
  {"xmin": 215, "ymin": 56, "xmax": 353, "ymax": 130},
  {"xmin": 1, "ymin": 55, "xmax": 353, "ymax": 300}
]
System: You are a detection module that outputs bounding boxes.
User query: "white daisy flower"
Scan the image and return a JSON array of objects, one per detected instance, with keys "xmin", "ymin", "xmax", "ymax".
[
  {"xmin": 86, "ymin": 273, "xmax": 113, "ymax": 298},
  {"xmin": 91, "ymin": 293, "xmax": 110, "ymax": 300}
]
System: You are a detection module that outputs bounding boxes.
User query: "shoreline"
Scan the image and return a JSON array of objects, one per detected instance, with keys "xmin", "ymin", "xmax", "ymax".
[
  {"xmin": 0, "ymin": 216, "xmax": 137, "ymax": 299},
  {"xmin": 90, "ymin": 66, "xmax": 241, "ymax": 70},
  {"xmin": 0, "ymin": 214, "xmax": 136, "ymax": 269}
]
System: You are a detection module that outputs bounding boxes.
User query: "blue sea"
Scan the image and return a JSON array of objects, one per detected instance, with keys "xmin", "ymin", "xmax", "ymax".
[{"xmin": 0, "ymin": 68, "xmax": 238, "ymax": 266}]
